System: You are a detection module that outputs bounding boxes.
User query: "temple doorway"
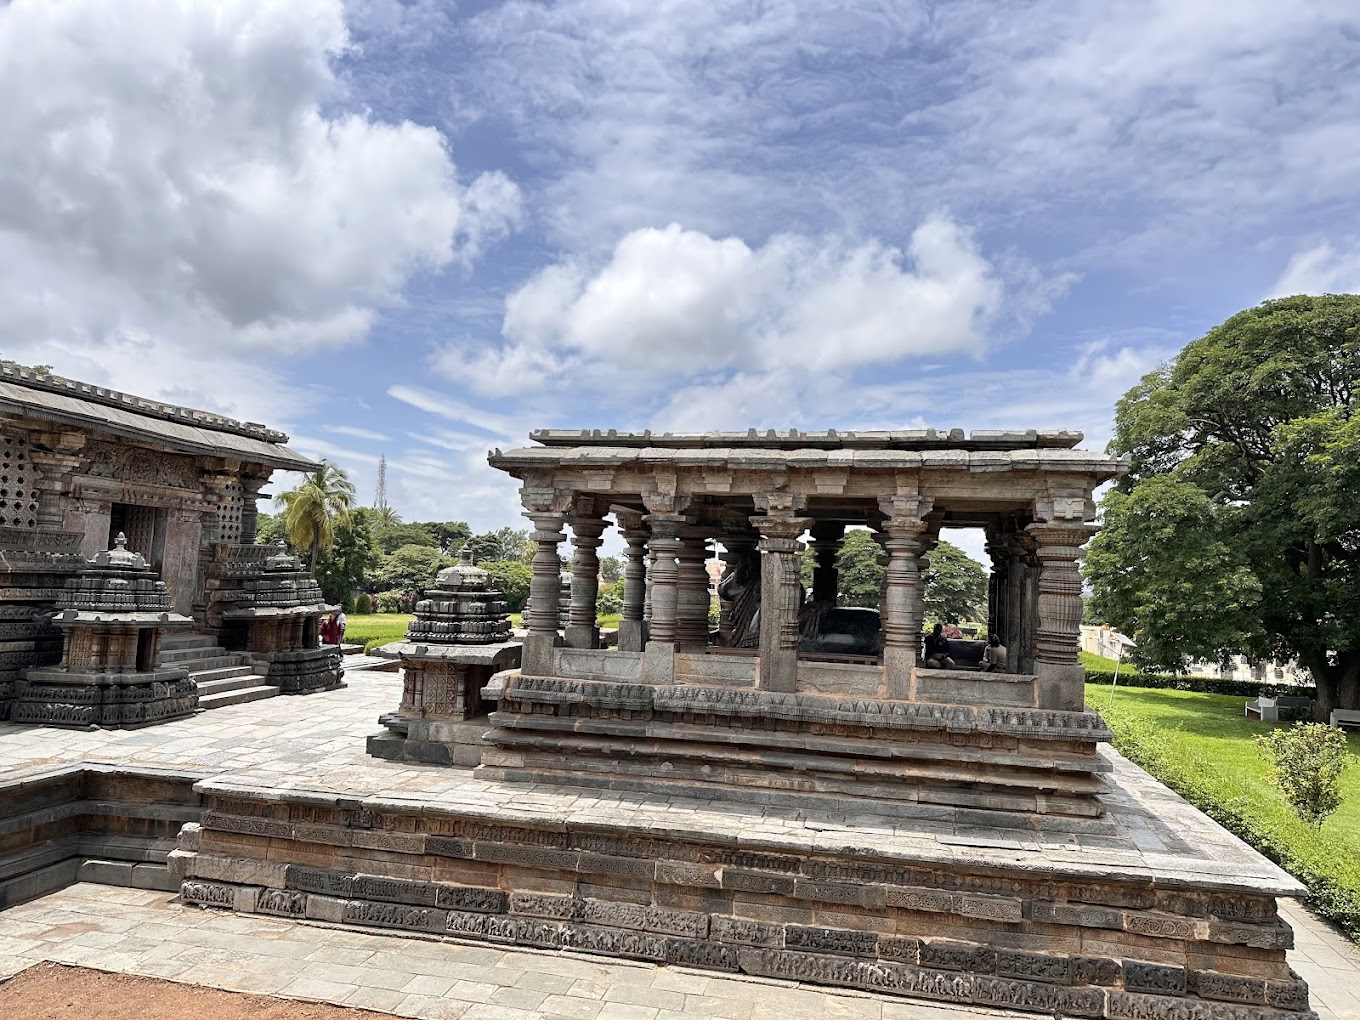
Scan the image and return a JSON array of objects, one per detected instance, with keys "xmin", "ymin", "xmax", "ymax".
[{"xmin": 108, "ymin": 503, "xmax": 168, "ymax": 573}]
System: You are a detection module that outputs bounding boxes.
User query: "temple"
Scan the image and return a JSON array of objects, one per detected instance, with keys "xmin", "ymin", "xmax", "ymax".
[
  {"xmin": 172, "ymin": 426, "xmax": 1316, "ymax": 1020},
  {"xmin": 481, "ymin": 428, "xmax": 1118, "ymax": 823},
  {"xmin": 0, "ymin": 365, "xmax": 341, "ymax": 719}
]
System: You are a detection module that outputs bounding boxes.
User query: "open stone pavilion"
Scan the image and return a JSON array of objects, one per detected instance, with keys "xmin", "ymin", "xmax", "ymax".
[
  {"xmin": 0, "ymin": 406, "xmax": 1329, "ymax": 1019},
  {"xmin": 150, "ymin": 428, "xmax": 1317, "ymax": 1020}
]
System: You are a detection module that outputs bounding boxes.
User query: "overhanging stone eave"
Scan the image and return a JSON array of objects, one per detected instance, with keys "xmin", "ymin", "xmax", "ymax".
[{"xmin": 0, "ymin": 383, "xmax": 320, "ymax": 473}]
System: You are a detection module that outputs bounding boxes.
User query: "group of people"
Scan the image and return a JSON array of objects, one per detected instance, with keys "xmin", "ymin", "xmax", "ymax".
[
  {"xmin": 922, "ymin": 623, "xmax": 1007, "ymax": 671},
  {"xmin": 320, "ymin": 610, "xmax": 347, "ymax": 646}
]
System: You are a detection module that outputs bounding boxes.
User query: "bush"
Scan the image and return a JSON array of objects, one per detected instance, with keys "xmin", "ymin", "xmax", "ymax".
[
  {"xmin": 1256, "ymin": 723, "xmax": 1351, "ymax": 828},
  {"xmin": 374, "ymin": 589, "xmax": 417, "ymax": 614},
  {"xmin": 596, "ymin": 580, "xmax": 622, "ymax": 617},
  {"xmin": 353, "ymin": 592, "xmax": 372, "ymax": 614},
  {"xmin": 1085, "ymin": 668, "xmax": 1316, "ymax": 700}
]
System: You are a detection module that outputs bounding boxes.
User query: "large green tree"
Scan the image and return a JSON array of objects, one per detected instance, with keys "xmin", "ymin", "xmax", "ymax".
[
  {"xmin": 1085, "ymin": 294, "xmax": 1360, "ymax": 718},
  {"xmin": 921, "ymin": 540, "xmax": 988, "ymax": 625},
  {"xmin": 313, "ymin": 507, "xmax": 381, "ymax": 607},
  {"xmin": 468, "ymin": 527, "xmax": 532, "ymax": 564},
  {"xmin": 274, "ymin": 461, "xmax": 356, "ymax": 569},
  {"xmin": 370, "ymin": 543, "xmax": 454, "ymax": 593}
]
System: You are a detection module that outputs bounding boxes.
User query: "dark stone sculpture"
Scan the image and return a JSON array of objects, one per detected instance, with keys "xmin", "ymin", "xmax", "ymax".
[{"xmin": 716, "ymin": 547, "xmax": 881, "ymax": 656}]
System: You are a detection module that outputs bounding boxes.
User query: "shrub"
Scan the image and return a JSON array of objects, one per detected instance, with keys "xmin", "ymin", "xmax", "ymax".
[
  {"xmin": 1255, "ymin": 723, "xmax": 1350, "ymax": 828},
  {"xmin": 1085, "ymin": 667, "xmax": 1316, "ymax": 700},
  {"xmin": 596, "ymin": 581, "xmax": 622, "ymax": 617},
  {"xmin": 374, "ymin": 590, "xmax": 406, "ymax": 613},
  {"xmin": 353, "ymin": 592, "xmax": 373, "ymax": 614}
]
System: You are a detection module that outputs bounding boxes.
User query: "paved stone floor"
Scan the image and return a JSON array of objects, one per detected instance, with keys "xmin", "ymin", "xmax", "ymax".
[{"xmin": 1, "ymin": 670, "xmax": 1358, "ymax": 1018}]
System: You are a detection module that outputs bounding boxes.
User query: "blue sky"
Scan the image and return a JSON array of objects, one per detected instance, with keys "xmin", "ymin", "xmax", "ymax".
[{"xmin": 3, "ymin": 0, "xmax": 1359, "ymax": 543}]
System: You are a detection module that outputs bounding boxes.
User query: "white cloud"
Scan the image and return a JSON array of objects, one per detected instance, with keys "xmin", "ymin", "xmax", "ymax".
[
  {"xmin": 0, "ymin": 0, "xmax": 519, "ymax": 417},
  {"xmin": 1269, "ymin": 242, "xmax": 1360, "ymax": 298},
  {"xmin": 386, "ymin": 384, "xmax": 518, "ymax": 439},
  {"xmin": 434, "ymin": 215, "xmax": 1023, "ymax": 412},
  {"xmin": 323, "ymin": 425, "xmax": 391, "ymax": 442}
]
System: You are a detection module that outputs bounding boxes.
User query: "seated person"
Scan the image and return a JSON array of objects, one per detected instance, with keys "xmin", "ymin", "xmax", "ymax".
[
  {"xmin": 979, "ymin": 633, "xmax": 1008, "ymax": 672},
  {"xmin": 923, "ymin": 623, "xmax": 955, "ymax": 669}
]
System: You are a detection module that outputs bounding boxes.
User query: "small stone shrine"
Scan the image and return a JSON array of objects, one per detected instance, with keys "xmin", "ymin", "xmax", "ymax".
[
  {"xmin": 0, "ymin": 528, "xmax": 87, "ymax": 719},
  {"xmin": 201, "ymin": 542, "xmax": 343, "ymax": 695},
  {"xmin": 176, "ymin": 428, "xmax": 1317, "ymax": 1020},
  {"xmin": 368, "ymin": 547, "xmax": 521, "ymax": 765},
  {"xmin": 14, "ymin": 533, "xmax": 197, "ymax": 726}
]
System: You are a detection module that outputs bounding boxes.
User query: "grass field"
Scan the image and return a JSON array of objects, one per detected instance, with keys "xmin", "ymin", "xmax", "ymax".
[
  {"xmin": 1104, "ymin": 684, "xmax": 1360, "ymax": 937},
  {"xmin": 343, "ymin": 613, "xmax": 413, "ymax": 652}
]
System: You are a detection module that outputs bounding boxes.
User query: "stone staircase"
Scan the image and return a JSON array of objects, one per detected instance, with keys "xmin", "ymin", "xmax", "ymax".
[{"xmin": 159, "ymin": 633, "xmax": 277, "ymax": 710}]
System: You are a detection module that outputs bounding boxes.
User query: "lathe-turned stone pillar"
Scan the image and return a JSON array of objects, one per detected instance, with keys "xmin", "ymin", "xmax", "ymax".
[
  {"xmin": 877, "ymin": 497, "xmax": 933, "ymax": 699},
  {"xmin": 808, "ymin": 520, "xmax": 845, "ymax": 605},
  {"xmin": 522, "ymin": 507, "xmax": 567, "ymax": 676},
  {"xmin": 751, "ymin": 514, "xmax": 811, "ymax": 693},
  {"xmin": 1027, "ymin": 519, "xmax": 1097, "ymax": 710},
  {"xmin": 642, "ymin": 512, "xmax": 686, "ymax": 683},
  {"xmin": 565, "ymin": 499, "xmax": 605, "ymax": 649},
  {"xmin": 675, "ymin": 530, "xmax": 712, "ymax": 651},
  {"xmin": 614, "ymin": 509, "xmax": 649, "ymax": 653}
]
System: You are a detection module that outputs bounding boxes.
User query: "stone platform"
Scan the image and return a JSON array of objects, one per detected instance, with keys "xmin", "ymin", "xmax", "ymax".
[{"xmin": 0, "ymin": 670, "xmax": 1317, "ymax": 1020}]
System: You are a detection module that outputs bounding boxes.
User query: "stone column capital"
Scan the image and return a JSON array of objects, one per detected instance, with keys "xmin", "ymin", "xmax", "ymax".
[
  {"xmin": 877, "ymin": 494, "xmax": 934, "ymax": 523},
  {"xmin": 1025, "ymin": 521, "xmax": 1098, "ymax": 557},
  {"xmin": 750, "ymin": 515, "xmax": 812, "ymax": 553}
]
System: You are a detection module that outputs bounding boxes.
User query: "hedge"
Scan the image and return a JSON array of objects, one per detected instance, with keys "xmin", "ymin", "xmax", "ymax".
[{"xmin": 1085, "ymin": 668, "xmax": 1317, "ymax": 700}]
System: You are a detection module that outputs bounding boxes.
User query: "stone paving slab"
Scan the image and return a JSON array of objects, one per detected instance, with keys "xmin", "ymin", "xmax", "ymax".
[{"xmin": 0, "ymin": 670, "xmax": 1304, "ymax": 893}]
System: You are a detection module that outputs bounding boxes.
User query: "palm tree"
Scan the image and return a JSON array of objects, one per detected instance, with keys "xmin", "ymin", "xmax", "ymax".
[
  {"xmin": 373, "ymin": 505, "xmax": 402, "ymax": 531},
  {"xmin": 275, "ymin": 461, "xmax": 357, "ymax": 569}
]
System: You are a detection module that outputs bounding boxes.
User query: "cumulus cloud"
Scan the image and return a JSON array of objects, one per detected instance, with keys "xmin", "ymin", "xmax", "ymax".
[
  {"xmin": 433, "ymin": 215, "xmax": 1023, "ymax": 412},
  {"xmin": 1269, "ymin": 242, "xmax": 1360, "ymax": 298},
  {"xmin": 0, "ymin": 0, "xmax": 519, "ymax": 418}
]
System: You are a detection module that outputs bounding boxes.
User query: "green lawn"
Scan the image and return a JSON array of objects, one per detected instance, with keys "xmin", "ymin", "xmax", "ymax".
[
  {"xmin": 344, "ymin": 613, "xmax": 413, "ymax": 652},
  {"xmin": 1080, "ymin": 649, "xmax": 1123, "ymax": 671},
  {"xmin": 1104, "ymin": 684, "xmax": 1360, "ymax": 937}
]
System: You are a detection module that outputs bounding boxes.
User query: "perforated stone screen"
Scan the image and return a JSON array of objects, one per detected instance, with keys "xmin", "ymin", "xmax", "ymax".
[{"xmin": 0, "ymin": 433, "xmax": 38, "ymax": 529}]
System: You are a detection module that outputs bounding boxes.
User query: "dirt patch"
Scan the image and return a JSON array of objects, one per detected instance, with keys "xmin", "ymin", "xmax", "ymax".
[{"xmin": 0, "ymin": 963, "xmax": 389, "ymax": 1019}]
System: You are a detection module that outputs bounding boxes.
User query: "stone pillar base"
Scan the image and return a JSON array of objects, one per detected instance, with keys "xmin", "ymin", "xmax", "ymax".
[
  {"xmin": 616, "ymin": 619, "xmax": 648, "ymax": 653},
  {"xmin": 882, "ymin": 646, "xmax": 916, "ymax": 699},
  {"xmin": 642, "ymin": 641, "xmax": 676, "ymax": 683},
  {"xmin": 1036, "ymin": 661, "xmax": 1085, "ymax": 711},
  {"xmin": 520, "ymin": 632, "xmax": 560, "ymax": 677},
  {"xmin": 564, "ymin": 624, "xmax": 600, "ymax": 650}
]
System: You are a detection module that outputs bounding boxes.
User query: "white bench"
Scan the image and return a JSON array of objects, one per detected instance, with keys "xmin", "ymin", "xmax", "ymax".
[{"xmin": 1329, "ymin": 709, "xmax": 1360, "ymax": 730}]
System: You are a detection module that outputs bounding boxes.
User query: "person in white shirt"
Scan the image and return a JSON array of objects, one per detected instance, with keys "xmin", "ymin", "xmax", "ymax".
[{"xmin": 980, "ymin": 633, "xmax": 1008, "ymax": 672}]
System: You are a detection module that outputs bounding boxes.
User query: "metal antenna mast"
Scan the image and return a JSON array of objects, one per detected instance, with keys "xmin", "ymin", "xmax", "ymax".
[{"xmin": 374, "ymin": 454, "xmax": 388, "ymax": 510}]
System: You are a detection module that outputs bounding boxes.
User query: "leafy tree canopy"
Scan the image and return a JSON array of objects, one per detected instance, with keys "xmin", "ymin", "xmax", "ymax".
[
  {"xmin": 1086, "ymin": 294, "xmax": 1360, "ymax": 716},
  {"xmin": 374, "ymin": 521, "xmax": 439, "ymax": 555},
  {"xmin": 469, "ymin": 527, "xmax": 533, "ymax": 564},
  {"xmin": 600, "ymin": 555, "xmax": 622, "ymax": 584},
  {"xmin": 369, "ymin": 543, "xmax": 453, "ymax": 593},
  {"xmin": 274, "ymin": 461, "xmax": 356, "ymax": 569},
  {"xmin": 313, "ymin": 506, "xmax": 381, "ymax": 607},
  {"xmin": 921, "ymin": 540, "xmax": 988, "ymax": 625},
  {"xmin": 478, "ymin": 559, "xmax": 531, "ymax": 612}
]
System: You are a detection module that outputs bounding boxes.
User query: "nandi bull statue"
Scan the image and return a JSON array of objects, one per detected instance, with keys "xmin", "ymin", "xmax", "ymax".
[{"xmin": 715, "ymin": 546, "xmax": 881, "ymax": 656}]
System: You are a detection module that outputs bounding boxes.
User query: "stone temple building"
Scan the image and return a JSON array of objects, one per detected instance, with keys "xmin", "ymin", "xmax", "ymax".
[
  {"xmin": 0, "ymin": 365, "xmax": 341, "ymax": 718},
  {"xmin": 179, "ymin": 426, "xmax": 1312, "ymax": 1020}
]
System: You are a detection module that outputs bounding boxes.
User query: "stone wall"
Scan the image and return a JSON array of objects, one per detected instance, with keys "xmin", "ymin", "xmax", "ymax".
[{"xmin": 174, "ymin": 790, "xmax": 1314, "ymax": 1020}]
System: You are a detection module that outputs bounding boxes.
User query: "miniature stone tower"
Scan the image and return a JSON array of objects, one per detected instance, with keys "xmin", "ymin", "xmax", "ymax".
[
  {"xmin": 202, "ymin": 541, "xmax": 343, "ymax": 694},
  {"xmin": 368, "ymin": 546, "xmax": 521, "ymax": 765},
  {"xmin": 14, "ymin": 533, "xmax": 197, "ymax": 726}
]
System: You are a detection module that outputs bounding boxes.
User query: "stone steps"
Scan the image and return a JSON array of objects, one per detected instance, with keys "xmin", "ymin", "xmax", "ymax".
[
  {"xmin": 160, "ymin": 646, "xmax": 247, "ymax": 666},
  {"xmin": 195, "ymin": 674, "xmax": 268, "ymax": 697},
  {"xmin": 197, "ymin": 684, "xmax": 278, "ymax": 710},
  {"xmin": 159, "ymin": 634, "xmax": 219, "ymax": 652},
  {"xmin": 188, "ymin": 664, "xmax": 255, "ymax": 684}
]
